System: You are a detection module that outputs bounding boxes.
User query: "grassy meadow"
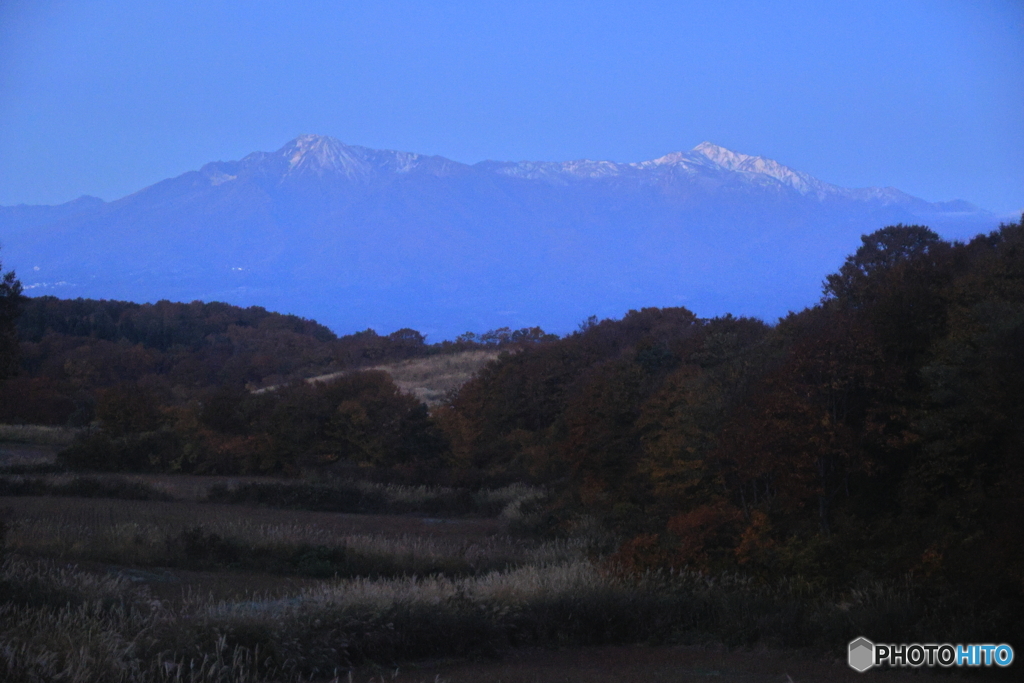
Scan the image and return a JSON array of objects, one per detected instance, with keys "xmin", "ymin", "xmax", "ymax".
[{"xmin": 0, "ymin": 470, "xmax": 974, "ymax": 682}]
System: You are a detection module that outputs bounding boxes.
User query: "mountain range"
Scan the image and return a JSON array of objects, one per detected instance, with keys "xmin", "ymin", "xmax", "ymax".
[{"xmin": 0, "ymin": 135, "xmax": 999, "ymax": 339}]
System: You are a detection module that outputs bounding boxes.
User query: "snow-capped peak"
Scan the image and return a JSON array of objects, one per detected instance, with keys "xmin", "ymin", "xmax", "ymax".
[
  {"xmin": 691, "ymin": 142, "xmax": 752, "ymax": 169},
  {"xmin": 278, "ymin": 134, "xmax": 371, "ymax": 177},
  {"xmin": 273, "ymin": 135, "xmax": 466, "ymax": 178},
  {"xmin": 690, "ymin": 142, "xmax": 828, "ymax": 196},
  {"xmin": 693, "ymin": 142, "xmax": 794, "ymax": 178}
]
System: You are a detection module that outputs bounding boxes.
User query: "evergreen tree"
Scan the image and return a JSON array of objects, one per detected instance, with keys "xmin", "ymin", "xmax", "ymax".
[{"xmin": 0, "ymin": 255, "xmax": 23, "ymax": 380}]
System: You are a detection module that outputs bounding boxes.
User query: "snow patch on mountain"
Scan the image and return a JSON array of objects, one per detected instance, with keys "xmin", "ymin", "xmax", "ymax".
[
  {"xmin": 280, "ymin": 134, "xmax": 373, "ymax": 177},
  {"xmin": 269, "ymin": 135, "xmax": 470, "ymax": 179},
  {"xmin": 206, "ymin": 171, "xmax": 237, "ymax": 186},
  {"xmin": 687, "ymin": 142, "xmax": 834, "ymax": 196},
  {"xmin": 481, "ymin": 141, "xmax": 851, "ymax": 198}
]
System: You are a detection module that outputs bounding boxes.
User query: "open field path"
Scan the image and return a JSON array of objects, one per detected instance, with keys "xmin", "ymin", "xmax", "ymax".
[{"xmin": 0, "ymin": 495, "xmax": 503, "ymax": 539}]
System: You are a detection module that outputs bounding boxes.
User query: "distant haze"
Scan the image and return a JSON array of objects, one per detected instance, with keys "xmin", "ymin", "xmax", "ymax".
[{"xmin": 0, "ymin": 136, "xmax": 1000, "ymax": 339}]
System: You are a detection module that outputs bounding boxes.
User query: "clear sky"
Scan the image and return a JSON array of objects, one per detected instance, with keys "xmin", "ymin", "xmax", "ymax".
[{"xmin": 1, "ymin": 0, "xmax": 1021, "ymax": 215}]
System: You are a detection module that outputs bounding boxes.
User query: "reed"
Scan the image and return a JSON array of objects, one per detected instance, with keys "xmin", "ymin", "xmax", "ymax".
[{"xmin": 0, "ymin": 553, "xmax": 973, "ymax": 682}]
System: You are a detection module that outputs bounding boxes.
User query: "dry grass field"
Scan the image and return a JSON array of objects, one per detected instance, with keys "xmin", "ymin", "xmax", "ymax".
[
  {"xmin": 0, "ymin": 494, "xmax": 576, "ymax": 577},
  {"xmin": 257, "ymin": 349, "xmax": 501, "ymax": 405},
  {"xmin": 0, "ymin": 484, "xmax": 979, "ymax": 682},
  {"xmin": 367, "ymin": 350, "xmax": 501, "ymax": 405}
]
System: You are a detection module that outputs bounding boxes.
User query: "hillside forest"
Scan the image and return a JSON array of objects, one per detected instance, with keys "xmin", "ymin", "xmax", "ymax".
[{"xmin": 1, "ymin": 217, "xmax": 1022, "ymax": 647}]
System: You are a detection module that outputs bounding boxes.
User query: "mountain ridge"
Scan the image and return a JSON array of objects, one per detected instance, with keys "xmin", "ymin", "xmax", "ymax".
[
  {"xmin": 7, "ymin": 135, "xmax": 982, "ymax": 212},
  {"xmin": 0, "ymin": 135, "xmax": 997, "ymax": 339}
]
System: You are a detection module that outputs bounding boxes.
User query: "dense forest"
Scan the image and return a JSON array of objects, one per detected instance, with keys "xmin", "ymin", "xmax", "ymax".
[
  {"xmin": 447, "ymin": 219, "xmax": 1023, "ymax": 594},
  {"xmin": 1, "ymin": 217, "xmax": 1022, "ymax": 640}
]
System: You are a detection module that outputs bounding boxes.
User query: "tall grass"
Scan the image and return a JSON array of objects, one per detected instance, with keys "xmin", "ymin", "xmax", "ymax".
[
  {"xmin": 0, "ymin": 555, "xmax": 953, "ymax": 682},
  {"xmin": 0, "ymin": 558, "xmax": 160, "ymax": 682},
  {"xmin": 188, "ymin": 561, "xmax": 990, "ymax": 669},
  {"xmin": 0, "ymin": 557, "xmax": 309, "ymax": 682}
]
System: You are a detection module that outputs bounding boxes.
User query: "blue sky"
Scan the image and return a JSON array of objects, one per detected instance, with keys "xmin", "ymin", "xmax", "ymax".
[{"xmin": 1, "ymin": 0, "xmax": 1022, "ymax": 215}]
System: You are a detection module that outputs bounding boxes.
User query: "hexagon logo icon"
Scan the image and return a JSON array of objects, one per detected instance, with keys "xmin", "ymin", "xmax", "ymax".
[{"xmin": 848, "ymin": 637, "xmax": 875, "ymax": 672}]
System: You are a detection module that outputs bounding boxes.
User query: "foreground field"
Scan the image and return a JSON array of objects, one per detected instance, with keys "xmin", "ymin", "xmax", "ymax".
[
  {"xmin": 0, "ymin": 552, "xmax": 973, "ymax": 682},
  {"xmin": 0, "ymin": 462, "xmax": 1003, "ymax": 682},
  {"xmin": 0, "ymin": 481, "xmax": 988, "ymax": 683}
]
